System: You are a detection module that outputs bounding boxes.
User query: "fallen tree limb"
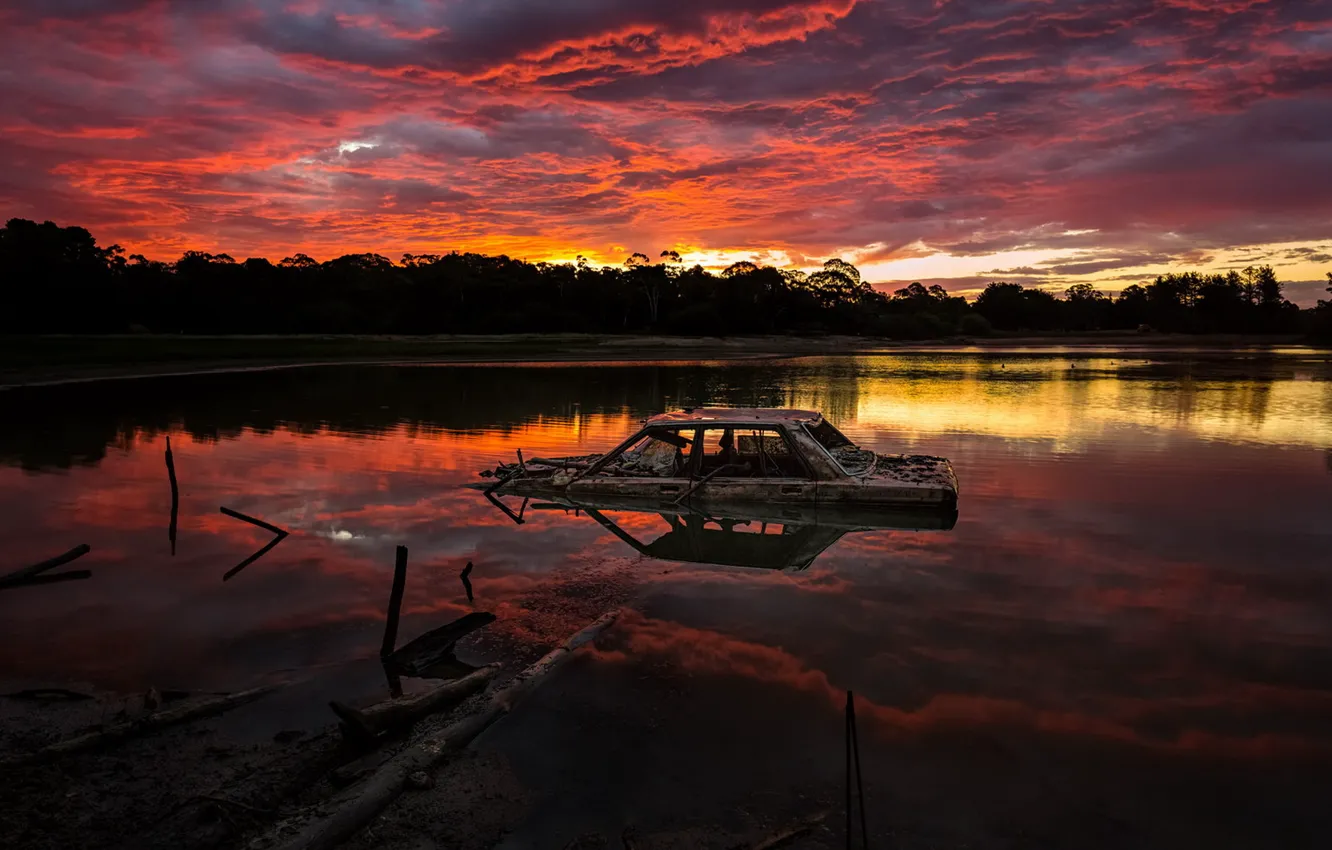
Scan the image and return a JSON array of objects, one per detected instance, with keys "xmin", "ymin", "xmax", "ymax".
[
  {"xmin": 1, "ymin": 683, "xmax": 281, "ymax": 766},
  {"xmin": 329, "ymin": 664, "xmax": 499, "ymax": 743},
  {"xmin": 0, "ymin": 544, "xmax": 91, "ymax": 587},
  {"xmin": 270, "ymin": 609, "xmax": 620, "ymax": 850}
]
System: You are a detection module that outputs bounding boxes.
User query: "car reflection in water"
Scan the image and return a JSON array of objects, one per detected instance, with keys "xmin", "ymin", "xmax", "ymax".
[{"xmin": 489, "ymin": 494, "xmax": 958, "ymax": 572}]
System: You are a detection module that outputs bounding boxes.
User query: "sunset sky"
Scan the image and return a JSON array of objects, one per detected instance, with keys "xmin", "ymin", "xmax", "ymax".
[{"xmin": 2, "ymin": 0, "xmax": 1330, "ymax": 302}]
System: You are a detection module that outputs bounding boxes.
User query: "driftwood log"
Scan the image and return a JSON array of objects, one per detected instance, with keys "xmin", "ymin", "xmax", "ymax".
[
  {"xmin": 269, "ymin": 609, "xmax": 620, "ymax": 850},
  {"xmin": 1, "ymin": 683, "xmax": 281, "ymax": 766},
  {"xmin": 329, "ymin": 664, "xmax": 499, "ymax": 743}
]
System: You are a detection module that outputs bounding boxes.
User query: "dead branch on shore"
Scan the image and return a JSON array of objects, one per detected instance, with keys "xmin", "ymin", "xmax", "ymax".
[
  {"xmin": 1, "ymin": 683, "xmax": 282, "ymax": 766},
  {"xmin": 328, "ymin": 664, "xmax": 499, "ymax": 744},
  {"xmin": 268, "ymin": 609, "xmax": 620, "ymax": 850}
]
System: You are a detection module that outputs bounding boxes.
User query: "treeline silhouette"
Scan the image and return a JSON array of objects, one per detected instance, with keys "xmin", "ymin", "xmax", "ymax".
[{"xmin": 3, "ymin": 218, "xmax": 1329, "ymax": 339}]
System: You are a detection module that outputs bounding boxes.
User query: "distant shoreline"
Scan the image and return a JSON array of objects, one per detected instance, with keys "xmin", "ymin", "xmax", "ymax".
[{"xmin": 0, "ymin": 332, "xmax": 1320, "ymax": 388}]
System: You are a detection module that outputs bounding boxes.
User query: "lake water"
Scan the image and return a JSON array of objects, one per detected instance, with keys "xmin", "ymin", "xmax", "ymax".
[{"xmin": 2, "ymin": 349, "xmax": 1331, "ymax": 846}]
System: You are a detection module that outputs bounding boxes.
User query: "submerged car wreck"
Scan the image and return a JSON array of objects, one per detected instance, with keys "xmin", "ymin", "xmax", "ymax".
[{"xmin": 476, "ymin": 408, "xmax": 959, "ymax": 511}]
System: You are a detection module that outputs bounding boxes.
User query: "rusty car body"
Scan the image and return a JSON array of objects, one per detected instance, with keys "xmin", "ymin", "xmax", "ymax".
[{"xmin": 476, "ymin": 408, "xmax": 959, "ymax": 512}]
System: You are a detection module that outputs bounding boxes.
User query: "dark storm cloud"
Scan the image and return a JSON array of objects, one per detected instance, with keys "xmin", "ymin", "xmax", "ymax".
[{"xmin": 0, "ymin": 0, "xmax": 1328, "ymax": 266}]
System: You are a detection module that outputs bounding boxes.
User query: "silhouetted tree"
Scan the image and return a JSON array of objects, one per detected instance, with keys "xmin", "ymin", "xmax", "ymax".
[{"xmin": 0, "ymin": 218, "xmax": 1317, "ymax": 340}]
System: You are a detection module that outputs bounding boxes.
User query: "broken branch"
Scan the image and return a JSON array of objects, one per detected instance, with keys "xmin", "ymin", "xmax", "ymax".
[
  {"xmin": 219, "ymin": 506, "xmax": 287, "ymax": 537},
  {"xmin": 0, "ymin": 570, "xmax": 92, "ymax": 590},
  {"xmin": 0, "ymin": 544, "xmax": 91, "ymax": 587}
]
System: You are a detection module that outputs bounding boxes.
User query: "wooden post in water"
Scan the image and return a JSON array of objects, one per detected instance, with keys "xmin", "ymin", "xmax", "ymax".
[
  {"xmin": 165, "ymin": 436, "xmax": 179, "ymax": 556},
  {"xmin": 380, "ymin": 546, "xmax": 409, "ymax": 659}
]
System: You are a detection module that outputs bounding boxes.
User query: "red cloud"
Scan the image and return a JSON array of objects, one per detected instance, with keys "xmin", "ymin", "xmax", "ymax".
[
  {"xmin": 593, "ymin": 611, "xmax": 1332, "ymax": 760},
  {"xmin": 0, "ymin": 0, "xmax": 1328, "ymax": 267}
]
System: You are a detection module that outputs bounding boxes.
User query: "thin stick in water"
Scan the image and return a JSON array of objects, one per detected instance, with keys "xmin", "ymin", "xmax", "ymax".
[
  {"xmin": 166, "ymin": 435, "xmax": 179, "ymax": 556},
  {"xmin": 0, "ymin": 544, "xmax": 91, "ymax": 589},
  {"xmin": 380, "ymin": 546, "xmax": 409, "ymax": 659},
  {"xmin": 219, "ymin": 507, "xmax": 289, "ymax": 581},
  {"xmin": 220, "ymin": 506, "xmax": 288, "ymax": 537}
]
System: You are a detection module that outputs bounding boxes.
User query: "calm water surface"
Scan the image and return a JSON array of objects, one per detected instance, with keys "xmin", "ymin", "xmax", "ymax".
[{"xmin": 2, "ymin": 349, "xmax": 1331, "ymax": 846}]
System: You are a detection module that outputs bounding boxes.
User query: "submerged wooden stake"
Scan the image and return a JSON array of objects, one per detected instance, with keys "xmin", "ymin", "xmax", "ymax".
[{"xmin": 270, "ymin": 609, "xmax": 621, "ymax": 850}]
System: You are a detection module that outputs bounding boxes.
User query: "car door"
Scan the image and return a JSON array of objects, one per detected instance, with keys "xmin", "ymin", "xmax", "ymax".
[
  {"xmin": 679, "ymin": 426, "xmax": 818, "ymax": 506},
  {"xmin": 566, "ymin": 426, "xmax": 695, "ymax": 505}
]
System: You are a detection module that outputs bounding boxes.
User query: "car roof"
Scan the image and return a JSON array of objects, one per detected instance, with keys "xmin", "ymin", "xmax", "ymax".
[{"xmin": 645, "ymin": 408, "xmax": 823, "ymax": 426}]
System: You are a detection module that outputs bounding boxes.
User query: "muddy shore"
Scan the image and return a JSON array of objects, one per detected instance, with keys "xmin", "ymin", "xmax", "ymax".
[{"xmin": 0, "ymin": 560, "xmax": 663, "ymax": 850}]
